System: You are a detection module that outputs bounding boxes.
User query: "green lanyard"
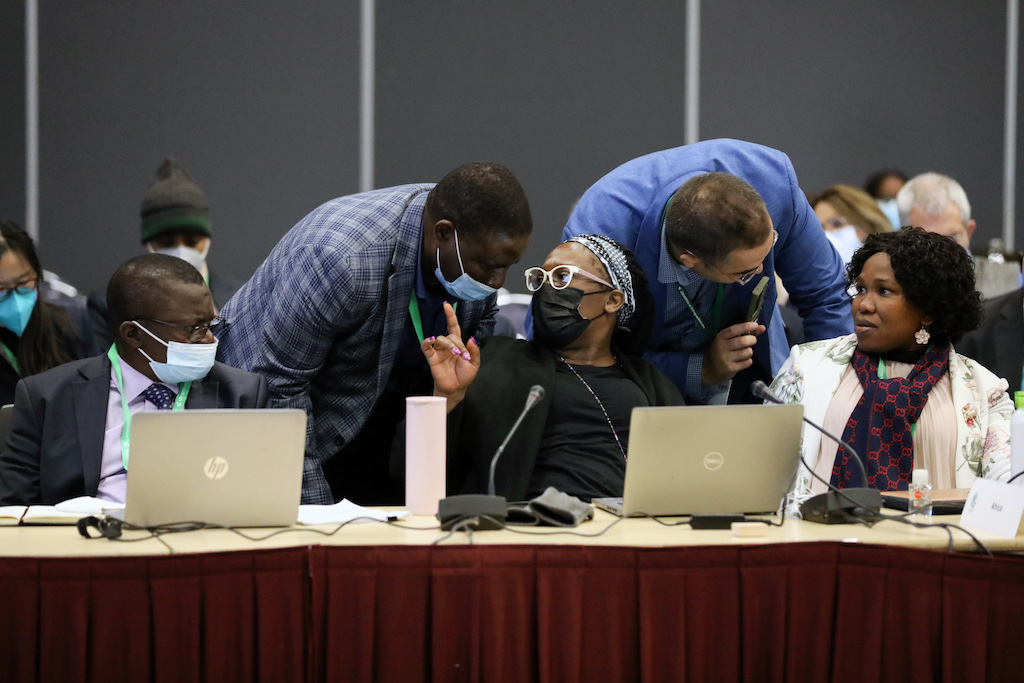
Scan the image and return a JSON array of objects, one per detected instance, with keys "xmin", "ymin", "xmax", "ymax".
[
  {"xmin": 876, "ymin": 358, "xmax": 918, "ymax": 437},
  {"xmin": 107, "ymin": 345, "xmax": 191, "ymax": 470},
  {"xmin": 676, "ymin": 283, "xmax": 725, "ymax": 339},
  {"xmin": 662, "ymin": 197, "xmax": 725, "ymax": 339},
  {"xmin": 408, "ymin": 292, "xmax": 456, "ymax": 344},
  {"xmin": 0, "ymin": 340, "xmax": 19, "ymax": 376}
]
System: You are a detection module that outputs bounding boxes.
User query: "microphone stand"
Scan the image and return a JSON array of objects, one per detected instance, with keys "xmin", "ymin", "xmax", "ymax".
[
  {"xmin": 752, "ymin": 381, "xmax": 882, "ymax": 524},
  {"xmin": 436, "ymin": 385, "xmax": 546, "ymax": 531}
]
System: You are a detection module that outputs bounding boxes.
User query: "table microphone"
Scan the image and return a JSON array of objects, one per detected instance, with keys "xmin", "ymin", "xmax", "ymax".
[
  {"xmin": 751, "ymin": 380, "xmax": 881, "ymax": 524},
  {"xmin": 437, "ymin": 384, "xmax": 546, "ymax": 531}
]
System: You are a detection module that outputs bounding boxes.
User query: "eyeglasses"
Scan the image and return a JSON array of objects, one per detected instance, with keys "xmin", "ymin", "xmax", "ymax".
[
  {"xmin": 0, "ymin": 276, "xmax": 39, "ymax": 303},
  {"xmin": 133, "ymin": 315, "xmax": 226, "ymax": 343},
  {"xmin": 687, "ymin": 230, "xmax": 778, "ymax": 286},
  {"xmin": 525, "ymin": 265, "xmax": 614, "ymax": 292}
]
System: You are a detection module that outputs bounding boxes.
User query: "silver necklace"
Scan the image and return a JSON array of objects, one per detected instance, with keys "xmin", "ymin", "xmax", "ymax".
[{"xmin": 558, "ymin": 356, "xmax": 627, "ymax": 461}]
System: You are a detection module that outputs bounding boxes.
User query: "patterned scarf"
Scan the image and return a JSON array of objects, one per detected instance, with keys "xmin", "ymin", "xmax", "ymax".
[{"xmin": 831, "ymin": 345, "xmax": 950, "ymax": 491}]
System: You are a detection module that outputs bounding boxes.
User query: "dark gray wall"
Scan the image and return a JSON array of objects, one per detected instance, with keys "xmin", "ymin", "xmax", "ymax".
[
  {"xmin": 0, "ymin": 1, "xmax": 25, "ymax": 225},
  {"xmin": 376, "ymin": 1, "xmax": 692, "ymax": 291},
  {"xmin": 36, "ymin": 2, "xmax": 360, "ymax": 293},
  {"xmin": 701, "ymin": 1, "xmax": 1008, "ymax": 244},
  {"xmin": 1, "ymin": 2, "xmax": 1020, "ymax": 294}
]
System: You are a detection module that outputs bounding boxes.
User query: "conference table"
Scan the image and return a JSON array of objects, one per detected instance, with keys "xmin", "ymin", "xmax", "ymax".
[{"xmin": 2, "ymin": 510, "xmax": 1023, "ymax": 683}]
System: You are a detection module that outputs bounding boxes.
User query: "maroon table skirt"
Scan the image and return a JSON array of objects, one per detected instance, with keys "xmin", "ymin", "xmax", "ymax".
[{"xmin": 2, "ymin": 542, "xmax": 1022, "ymax": 682}]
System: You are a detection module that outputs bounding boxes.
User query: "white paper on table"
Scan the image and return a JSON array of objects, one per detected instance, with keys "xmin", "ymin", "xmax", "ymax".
[
  {"xmin": 18, "ymin": 497, "xmax": 126, "ymax": 524},
  {"xmin": 297, "ymin": 499, "xmax": 409, "ymax": 526},
  {"xmin": 54, "ymin": 496, "xmax": 125, "ymax": 515},
  {"xmin": 0, "ymin": 505, "xmax": 28, "ymax": 524}
]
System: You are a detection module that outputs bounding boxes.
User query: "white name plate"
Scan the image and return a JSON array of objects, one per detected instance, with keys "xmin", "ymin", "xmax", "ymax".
[{"xmin": 960, "ymin": 479, "xmax": 1024, "ymax": 538}]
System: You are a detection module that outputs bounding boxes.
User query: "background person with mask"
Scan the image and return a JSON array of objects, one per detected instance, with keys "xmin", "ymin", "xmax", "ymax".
[
  {"xmin": 811, "ymin": 184, "xmax": 893, "ymax": 265},
  {"xmin": 0, "ymin": 221, "xmax": 91, "ymax": 406},
  {"xmin": 863, "ymin": 168, "xmax": 908, "ymax": 231},
  {"xmin": 411, "ymin": 235, "xmax": 683, "ymax": 502},
  {"xmin": 216, "ymin": 162, "xmax": 533, "ymax": 505},
  {"xmin": 0, "ymin": 254, "xmax": 268, "ymax": 506},
  {"xmin": 86, "ymin": 158, "xmax": 242, "ymax": 353}
]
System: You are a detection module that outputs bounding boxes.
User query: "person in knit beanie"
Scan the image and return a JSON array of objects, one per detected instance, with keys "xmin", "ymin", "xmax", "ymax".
[
  {"xmin": 85, "ymin": 159, "xmax": 241, "ymax": 354},
  {"xmin": 140, "ymin": 158, "xmax": 213, "ymax": 279}
]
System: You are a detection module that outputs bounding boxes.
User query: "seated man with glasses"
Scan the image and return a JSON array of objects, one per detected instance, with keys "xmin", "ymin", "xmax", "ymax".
[
  {"xmin": 0, "ymin": 253, "xmax": 268, "ymax": 506},
  {"xmin": 400, "ymin": 235, "xmax": 683, "ymax": 502},
  {"xmin": 559, "ymin": 140, "xmax": 852, "ymax": 404}
]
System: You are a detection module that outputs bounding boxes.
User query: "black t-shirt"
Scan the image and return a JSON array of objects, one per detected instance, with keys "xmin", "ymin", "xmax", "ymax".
[{"xmin": 526, "ymin": 361, "xmax": 649, "ymax": 501}]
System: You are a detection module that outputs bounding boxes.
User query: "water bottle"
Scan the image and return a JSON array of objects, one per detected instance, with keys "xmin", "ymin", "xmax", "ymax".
[
  {"xmin": 908, "ymin": 469, "xmax": 932, "ymax": 522},
  {"xmin": 1011, "ymin": 391, "xmax": 1024, "ymax": 486}
]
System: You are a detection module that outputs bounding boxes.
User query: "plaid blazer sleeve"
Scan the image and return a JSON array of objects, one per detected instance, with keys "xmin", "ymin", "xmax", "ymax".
[{"xmin": 218, "ymin": 192, "xmax": 417, "ymax": 451}]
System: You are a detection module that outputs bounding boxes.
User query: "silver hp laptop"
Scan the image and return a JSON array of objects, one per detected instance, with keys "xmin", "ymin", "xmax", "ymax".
[
  {"xmin": 593, "ymin": 404, "xmax": 803, "ymax": 516},
  {"xmin": 123, "ymin": 409, "xmax": 306, "ymax": 527}
]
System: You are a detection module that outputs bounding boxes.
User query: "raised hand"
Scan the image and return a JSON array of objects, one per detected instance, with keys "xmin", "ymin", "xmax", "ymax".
[{"xmin": 420, "ymin": 301, "xmax": 481, "ymax": 412}]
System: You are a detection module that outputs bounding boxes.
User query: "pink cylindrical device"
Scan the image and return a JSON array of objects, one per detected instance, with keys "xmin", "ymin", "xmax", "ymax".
[{"xmin": 405, "ymin": 396, "xmax": 447, "ymax": 515}]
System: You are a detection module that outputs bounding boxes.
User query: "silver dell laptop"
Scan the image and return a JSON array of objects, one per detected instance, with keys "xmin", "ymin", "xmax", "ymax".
[
  {"xmin": 122, "ymin": 409, "xmax": 306, "ymax": 527},
  {"xmin": 592, "ymin": 404, "xmax": 804, "ymax": 517}
]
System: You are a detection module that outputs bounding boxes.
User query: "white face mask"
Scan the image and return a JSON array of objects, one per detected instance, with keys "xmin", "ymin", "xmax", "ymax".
[
  {"xmin": 825, "ymin": 225, "xmax": 863, "ymax": 266},
  {"xmin": 147, "ymin": 241, "xmax": 210, "ymax": 275},
  {"xmin": 134, "ymin": 321, "xmax": 218, "ymax": 383}
]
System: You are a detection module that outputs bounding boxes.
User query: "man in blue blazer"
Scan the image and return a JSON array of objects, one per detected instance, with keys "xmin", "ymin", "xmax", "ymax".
[
  {"xmin": 0, "ymin": 254, "xmax": 268, "ymax": 506},
  {"xmin": 561, "ymin": 139, "xmax": 851, "ymax": 404},
  {"xmin": 216, "ymin": 162, "xmax": 532, "ymax": 505}
]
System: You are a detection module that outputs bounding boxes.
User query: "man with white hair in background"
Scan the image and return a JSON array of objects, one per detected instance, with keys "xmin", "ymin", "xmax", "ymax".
[{"xmin": 895, "ymin": 172, "xmax": 975, "ymax": 249}]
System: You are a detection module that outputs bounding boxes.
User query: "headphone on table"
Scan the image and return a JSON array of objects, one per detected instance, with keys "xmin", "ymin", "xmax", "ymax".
[{"xmin": 77, "ymin": 515, "xmax": 123, "ymax": 539}]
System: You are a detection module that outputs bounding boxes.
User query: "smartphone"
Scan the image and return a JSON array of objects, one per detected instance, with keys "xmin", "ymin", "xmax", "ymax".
[{"xmin": 745, "ymin": 276, "xmax": 770, "ymax": 323}]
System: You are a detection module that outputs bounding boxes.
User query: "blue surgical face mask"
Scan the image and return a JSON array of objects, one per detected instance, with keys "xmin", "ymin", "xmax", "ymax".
[
  {"xmin": 877, "ymin": 198, "xmax": 901, "ymax": 231},
  {"xmin": 0, "ymin": 288, "xmax": 37, "ymax": 337},
  {"xmin": 435, "ymin": 228, "xmax": 498, "ymax": 301},
  {"xmin": 134, "ymin": 321, "xmax": 218, "ymax": 383}
]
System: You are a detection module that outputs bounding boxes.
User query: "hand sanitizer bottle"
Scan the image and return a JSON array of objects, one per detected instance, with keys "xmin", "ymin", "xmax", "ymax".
[
  {"xmin": 1011, "ymin": 391, "xmax": 1024, "ymax": 486},
  {"xmin": 909, "ymin": 469, "xmax": 932, "ymax": 522}
]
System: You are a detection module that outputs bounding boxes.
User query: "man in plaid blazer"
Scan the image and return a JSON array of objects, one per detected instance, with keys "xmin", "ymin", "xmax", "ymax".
[{"xmin": 217, "ymin": 163, "xmax": 532, "ymax": 504}]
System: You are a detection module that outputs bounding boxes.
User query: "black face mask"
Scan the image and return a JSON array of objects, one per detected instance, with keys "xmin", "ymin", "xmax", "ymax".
[{"xmin": 532, "ymin": 285, "xmax": 593, "ymax": 349}]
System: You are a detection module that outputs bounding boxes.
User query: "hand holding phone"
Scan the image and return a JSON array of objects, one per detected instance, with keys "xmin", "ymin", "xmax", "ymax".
[{"xmin": 745, "ymin": 276, "xmax": 770, "ymax": 323}]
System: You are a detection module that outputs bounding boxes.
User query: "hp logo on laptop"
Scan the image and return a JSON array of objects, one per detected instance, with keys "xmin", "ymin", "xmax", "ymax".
[
  {"xmin": 703, "ymin": 452, "xmax": 724, "ymax": 471},
  {"xmin": 204, "ymin": 456, "xmax": 229, "ymax": 480}
]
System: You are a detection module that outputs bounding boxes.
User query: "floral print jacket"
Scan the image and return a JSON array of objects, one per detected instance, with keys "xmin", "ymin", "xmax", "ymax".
[{"xmin": 768, "ymin": 334, "xmax": 1014, "ymax": 496}]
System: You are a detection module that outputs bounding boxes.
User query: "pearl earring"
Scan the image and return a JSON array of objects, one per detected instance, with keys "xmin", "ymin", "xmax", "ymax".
[{"xmin": 915, "ymin": 326, "xmax": 930, "ymax": 345}]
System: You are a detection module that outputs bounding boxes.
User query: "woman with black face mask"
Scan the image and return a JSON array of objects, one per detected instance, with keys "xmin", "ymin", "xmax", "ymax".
[{"xmin": 419, "ymin": 234, "xmax": 684, "ymax": 502}]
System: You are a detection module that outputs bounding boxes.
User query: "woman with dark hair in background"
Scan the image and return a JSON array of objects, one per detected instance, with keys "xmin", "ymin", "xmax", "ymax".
[
  {"xmin": 418, "ymin": 235, "xmax": 684, "ymax": 502},
  {"xmin": 863, "ymin": 169, "xmax": 908, "ymax": 231},
  {"xmin": 0, "ymin": 221, "xmax": 90, "ymax": 405},
  {"xmin": 768, "ymin": 227, "xmax": 1012, "ymax": 498}
]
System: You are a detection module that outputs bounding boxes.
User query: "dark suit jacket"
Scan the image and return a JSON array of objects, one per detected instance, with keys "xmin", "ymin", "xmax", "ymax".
[
  {"xmin": 392, "ymin": 337, "xmax": 686, "ymax": 502},
  {"xmin": 959, "ymin": 287, "xmax": 1024, "ymax": 392},
  {"xmin": 0, "ymin": 354, "xmax": 269, "ymax": 505}
]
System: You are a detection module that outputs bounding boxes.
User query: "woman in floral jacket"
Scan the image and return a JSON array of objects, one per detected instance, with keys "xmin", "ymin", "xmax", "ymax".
[{"xmin": 769, "ymin": 228, "xmax": 1012, "ymax": 497}]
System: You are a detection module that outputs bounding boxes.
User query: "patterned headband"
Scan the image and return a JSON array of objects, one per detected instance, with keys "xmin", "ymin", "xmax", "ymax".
[{"xmin": 566, "ymin": 234, "xmax": 635, "ymax": 327}]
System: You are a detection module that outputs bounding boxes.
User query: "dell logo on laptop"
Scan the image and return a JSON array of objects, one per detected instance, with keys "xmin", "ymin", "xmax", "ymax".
[
  {"xmin": 204, "ymin": 456, "xmax": 229, "ymax": 480},
  {"xmin": 703, "ymin": 452, "xmax": 724, "ymax": 471}
]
